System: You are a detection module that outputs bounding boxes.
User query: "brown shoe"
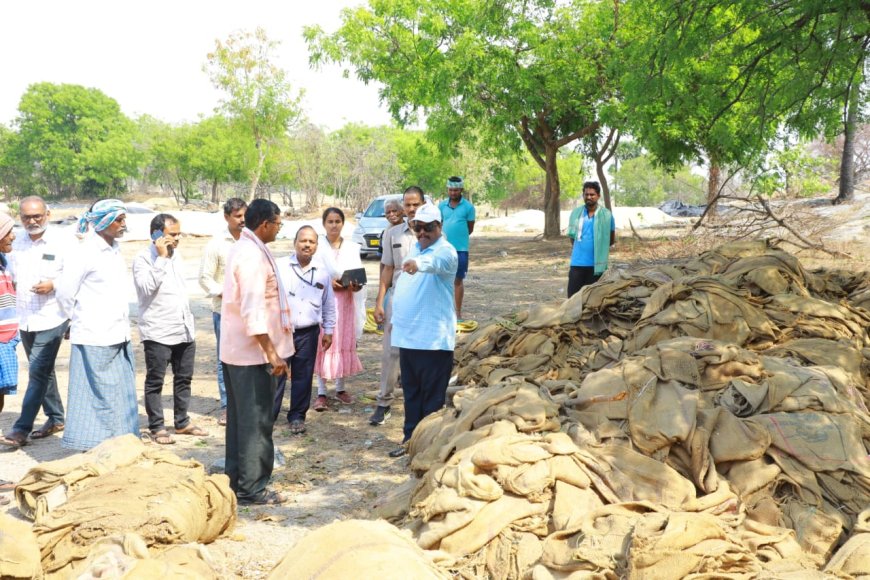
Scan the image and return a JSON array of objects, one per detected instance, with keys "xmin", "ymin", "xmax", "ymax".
[
  {"xmin": 336, "ymin": 391, "xmax": 353, "ymax": 405},
  {"xmin": 218, "ymin": 409, "xmax": 227, "ymax": 426},
  {"xmin": 313, "ymin": 395, "xmax": 328, "ymax": 412}
]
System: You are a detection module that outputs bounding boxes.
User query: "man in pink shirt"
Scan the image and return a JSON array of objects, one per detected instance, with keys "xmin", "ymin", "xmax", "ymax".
[{"xmin": 220, "ymin": 199, "xmax": 294, "ymax": 505}]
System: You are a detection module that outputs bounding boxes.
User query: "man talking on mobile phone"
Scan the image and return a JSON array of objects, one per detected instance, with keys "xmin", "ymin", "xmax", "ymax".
[{"xmin": 133, "ymin": 214, "xmax": 204, "ymax": 445}]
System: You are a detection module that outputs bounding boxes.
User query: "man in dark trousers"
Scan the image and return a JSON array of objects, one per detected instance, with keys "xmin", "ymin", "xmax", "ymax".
[
  {"xmin": 220, "ymin": 199, "xmax": 294, "ymax": 505},
  {"xmin": 566, "ymin": 181, "xmax": 615, "ymax": 298},
  {"xmin": 273, "ymin": 225, "xmax": 336, "ymax": 434},
  {"xmin": 388, "ymin": 203, "xmax": 458, "ymax": 458}
]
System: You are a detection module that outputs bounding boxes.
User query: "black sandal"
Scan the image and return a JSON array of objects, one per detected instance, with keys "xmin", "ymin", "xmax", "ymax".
[{"xmin": 240, "ymin": 490, "xmax": 289, "ymax": 505}]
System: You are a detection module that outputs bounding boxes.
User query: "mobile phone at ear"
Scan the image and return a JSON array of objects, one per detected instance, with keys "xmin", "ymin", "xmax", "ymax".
[{"xmin": 151, "ymin": 230, "xmax": 164, "ymax": 242}]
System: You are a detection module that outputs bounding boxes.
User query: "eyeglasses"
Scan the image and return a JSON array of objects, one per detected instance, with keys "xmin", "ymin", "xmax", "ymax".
[
  {"xmin": 411, "ymin": 222, "xmax": 438, "ymax": 233},
  {"xmin": 21, "ymin": 214, "xmax": 46, "ymax": 222}
]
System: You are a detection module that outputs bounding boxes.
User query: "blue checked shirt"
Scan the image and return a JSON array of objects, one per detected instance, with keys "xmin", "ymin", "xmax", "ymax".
[{"xmin": 390, "ymin": 237, "xmax": 458, "ymax": 351}]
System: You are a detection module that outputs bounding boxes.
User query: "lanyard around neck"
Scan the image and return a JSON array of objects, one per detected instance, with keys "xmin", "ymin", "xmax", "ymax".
[{"xmin": 292, "ymin": 262, "xmax": 316, "ymax": 287}]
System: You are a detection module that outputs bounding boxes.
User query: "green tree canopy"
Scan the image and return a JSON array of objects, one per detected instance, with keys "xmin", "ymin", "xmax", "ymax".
[
  {"xmin": 622, "ymin": 0, "xmax": 869, "ymax": 203},
  {"xmin": 205, "ymin": 27, "xmax": 304, "ymax": 201},
  {"xmin": 12, "ymin": 82, "xmax": 138, "ymax": 198},
  {"xmin": 306, "ymin": 0, "xmax": 622, "ymax": 238}
]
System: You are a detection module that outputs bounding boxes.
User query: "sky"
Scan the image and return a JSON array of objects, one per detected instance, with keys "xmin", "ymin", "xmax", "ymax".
[{"xmin": 0, "ymin": 0, "xmax": 393, "ymax": 130}]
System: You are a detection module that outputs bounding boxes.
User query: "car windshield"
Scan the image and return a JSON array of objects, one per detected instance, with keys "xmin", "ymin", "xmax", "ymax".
[{"xmin": 363, "ymin": 199, "xmax": 386, "ymax": 218}]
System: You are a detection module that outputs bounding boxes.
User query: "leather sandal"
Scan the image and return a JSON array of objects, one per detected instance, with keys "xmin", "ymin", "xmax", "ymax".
[
  {"xmin": 0, "ymin": 431, "xmax": 27, "ymax": 449},
  {"xmin": 175, "ymin": 424, "xmax": 208, "ymax": 437},
  {"xmin": 31, "ymin": 421, "xmax": 64, "ymax": 439},
  {"xmin": 150, "ymin": 429, "xmax": 176, "ymax": 445}
]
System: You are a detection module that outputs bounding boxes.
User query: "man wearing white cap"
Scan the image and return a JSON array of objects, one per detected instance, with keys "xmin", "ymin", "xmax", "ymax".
[
  {"xmin": 56, "ymin": 199, "xmax": 139, "ymax": 450},
  {"xmin": 388, "ymin": 202, "xmax": 458, "ymax": 458}
]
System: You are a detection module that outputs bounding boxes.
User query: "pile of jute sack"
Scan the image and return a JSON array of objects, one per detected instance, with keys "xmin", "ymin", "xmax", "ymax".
[
  {"xmin": 3, "ymin": 240, "xmax": 869, "ymax": 579},
  {"xmin": 0, "ymin": 435, "xmax": 237, "ymax": 579},
  {"xmin": 369, "ymin": 240, "xmax": 870, "ymax": 578}
]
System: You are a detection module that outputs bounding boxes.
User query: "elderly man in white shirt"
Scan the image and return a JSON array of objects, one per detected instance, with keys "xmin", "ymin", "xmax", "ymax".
[
  {"xmin": 133, "ymin": 213, "xmax": 204, "ymax": 445},
  {"xmin": 56, "ymin": 199, "xmax": 139, "ymax": 451},
  {"xmin": 0, "ymin": 197, "xmax": 69, "ymax": 449}
]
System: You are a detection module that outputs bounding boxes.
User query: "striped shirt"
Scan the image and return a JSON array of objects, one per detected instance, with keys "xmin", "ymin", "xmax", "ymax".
[{"xmin": 0, "ymin": 258, "xmax": 16, "ymax": 342}]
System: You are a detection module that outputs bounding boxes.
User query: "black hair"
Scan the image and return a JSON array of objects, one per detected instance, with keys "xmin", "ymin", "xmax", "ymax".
[
  {"xmin": 149, "ymin": 213, "xmax": 178, "ymax": 234},
  {"xmin": 583, "ymin": 181, "xmax": 601, "ymax": 194},
  {"xmin": 322, "ymin": 207, "xmax": 345, "ymax": 224},
  {"xmin": 224, "ymin": 198, "xmax": 247, "ymax": 215},
  {"xmin": 294, "ymin": 225, "xmax": 318, "ymax": 242},
  {"xmin": 245, "ymin": 199, "xmax": 281, "ymax": 230},
  {"xmin": 403, "ymin": 186, "xmax": 425, "ymax": 204}
]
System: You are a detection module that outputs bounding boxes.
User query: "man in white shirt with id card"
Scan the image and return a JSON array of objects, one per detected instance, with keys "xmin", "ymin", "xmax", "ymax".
[
  {"xmin": 273, "ymin": 226, "xmax": 336, "ymax": 434},
  {"xmin": 0, "ymin": 197, "xmax": 70, "ymax": 448}
]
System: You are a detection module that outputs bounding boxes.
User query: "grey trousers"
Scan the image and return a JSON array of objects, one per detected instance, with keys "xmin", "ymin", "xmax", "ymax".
[
  {"xmin": 377, "ymin": 294, "xmax": 400, "ymax": 407},
  {"xmin": 223, "ymin": 362, "xmax": 277, "ymax": 503}
]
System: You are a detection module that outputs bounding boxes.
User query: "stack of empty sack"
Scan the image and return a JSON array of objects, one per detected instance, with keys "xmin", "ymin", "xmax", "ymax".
[
  {"xmin": 376, "ymin": 240, "xmax": 870, "ymax": 578},
  {"xmin": 0, "ymin": 434, "xmax": 237, "ymax": 579}
]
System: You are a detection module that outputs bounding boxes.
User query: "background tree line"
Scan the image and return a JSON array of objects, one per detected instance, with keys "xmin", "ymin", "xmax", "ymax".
[{"xmin": 1, "ymin": 1, "xmax": 867, "ymax": 227}]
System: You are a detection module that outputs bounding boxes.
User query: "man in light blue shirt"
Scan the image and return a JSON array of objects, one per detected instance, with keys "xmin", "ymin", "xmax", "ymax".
[
  {"xmin": 567, "ymin": 181, "xmax": 615, "ymax": 297},
  {"xmin": 438, "ymin": 176, "xmax": 475, "ymax": 320},
  {"xmin": 389, "ymin": 203, "xmax": 458, "ymax": 457}
]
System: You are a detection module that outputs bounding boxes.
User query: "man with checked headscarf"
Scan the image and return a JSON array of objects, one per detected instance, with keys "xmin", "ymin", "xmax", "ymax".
[{"xmin": 56, "ymin": 199, "xmax": 139, "ymax": 450}]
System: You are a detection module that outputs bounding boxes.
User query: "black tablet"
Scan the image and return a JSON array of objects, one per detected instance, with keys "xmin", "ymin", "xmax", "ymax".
[{"xmin": 340, "ymin": 267, "xmax": 367, "ymax": 287}]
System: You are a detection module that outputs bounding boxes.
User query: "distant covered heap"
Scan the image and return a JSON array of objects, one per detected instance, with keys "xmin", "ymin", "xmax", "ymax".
[{"xmin": 375, "ymin": 240, "xmax": 870, "ymax": 578}]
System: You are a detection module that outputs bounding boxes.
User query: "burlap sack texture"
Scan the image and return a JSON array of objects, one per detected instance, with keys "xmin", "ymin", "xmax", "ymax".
[
  {"xmin": 2, "ymin": 434, "xmax": 237, "ymax": 578},
  {"xmin": 72, "ymin": 533, "xmax": 228, "ymax": 579},
  {"xmin": 371, "ymin": 241, "xmax": 870, "ymax": 579},
  {"xmin": 0, "ymin": 512, "xmax": 42, "ymax": 579},
  {"xmin": 267, "ymin": 519, "xmax": 449, "ymax": 579}
]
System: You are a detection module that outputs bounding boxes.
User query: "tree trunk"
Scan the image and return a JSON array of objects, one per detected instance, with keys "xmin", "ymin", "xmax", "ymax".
[
  {"xmin": 211, "ymin": 180, "xmax": 219, "ymax": 204},
  {"xmin": 834, "ymin": 85, "xmax": 859, "ymax": 204},
  {"xmin": 707, "ymin": 161, "xmax": 720, "ymax": 218},
  {"xmin": 595, "ymin": 156, "xmax": 612, "ymax": 211},
  {"xmin": 248, "ymin": 145, "xmax": 266, "ymax": 202},
  {"xmin": 543, "ymin": 144, "xmax": 562, "ymax": 239}
]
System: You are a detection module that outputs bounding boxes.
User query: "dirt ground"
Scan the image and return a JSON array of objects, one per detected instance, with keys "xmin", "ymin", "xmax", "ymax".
[
  {"xmin": 1, "ymin": 203, "xmax": 868, "ymax": 576},
  {"xmin": 0, "ymin": 229, "xmax": 576, "ymax": 577}
]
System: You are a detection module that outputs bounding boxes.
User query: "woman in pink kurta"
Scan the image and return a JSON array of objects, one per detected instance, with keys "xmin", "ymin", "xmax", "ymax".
[{"xmin": 313, "ymin": 208, "xmax": 364, "ymax": 411}]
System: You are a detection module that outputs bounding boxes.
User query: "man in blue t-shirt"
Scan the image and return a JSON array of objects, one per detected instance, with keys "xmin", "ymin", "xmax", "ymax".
[
  {"xmin": 567, "ymin": 181, "xmax": 615, "ymax": 298},
  {"xmin": 438, "ymin": 176, "xmax": 476, "ymax": 320}
]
